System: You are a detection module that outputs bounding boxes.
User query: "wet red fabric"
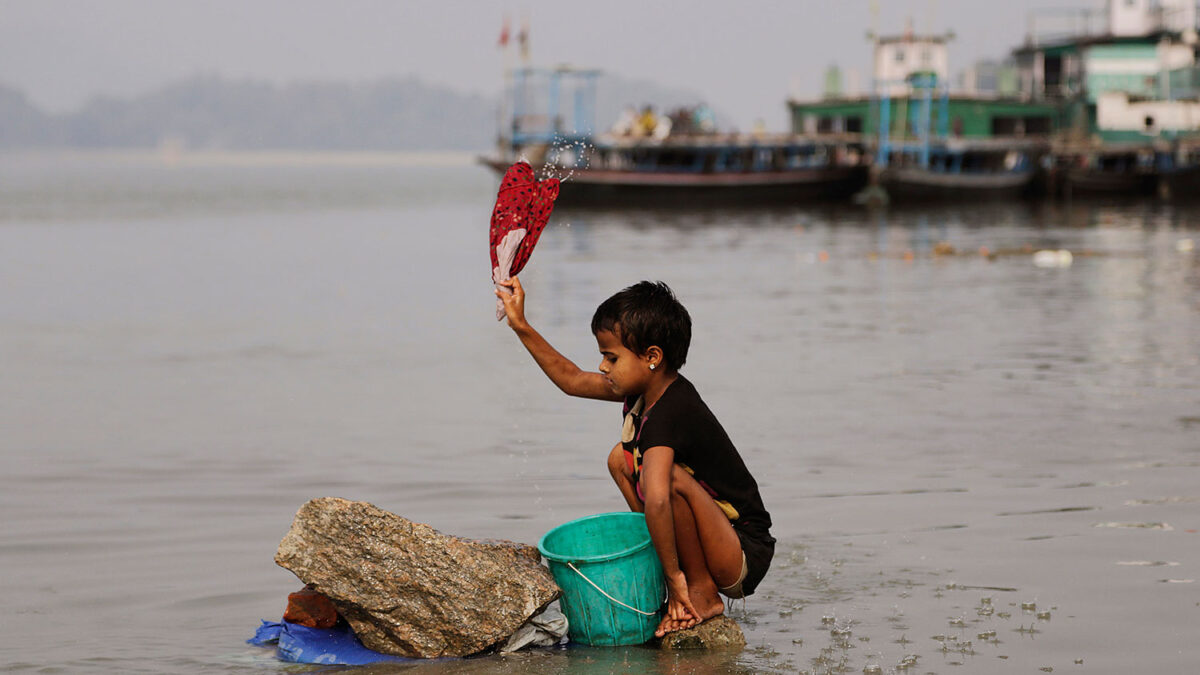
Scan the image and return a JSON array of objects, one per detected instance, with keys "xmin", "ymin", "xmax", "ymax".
[{"xmin": 489, "ymin": 162, "xmax": 560, "ymax": 277}]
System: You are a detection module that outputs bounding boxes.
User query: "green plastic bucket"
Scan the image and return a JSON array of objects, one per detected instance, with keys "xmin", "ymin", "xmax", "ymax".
[{"xmin": 538, "ymin": 512, "xmax": 665, "ymax": 646}]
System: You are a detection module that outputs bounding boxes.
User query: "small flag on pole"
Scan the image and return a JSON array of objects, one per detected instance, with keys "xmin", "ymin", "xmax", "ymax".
[
  {"xmin": 518, "ymin": 17, "xmax": 529, "ymax": 62},
  {"xmin": 498, "ymin": 15, "xmax": 510, "ymax": 48}
]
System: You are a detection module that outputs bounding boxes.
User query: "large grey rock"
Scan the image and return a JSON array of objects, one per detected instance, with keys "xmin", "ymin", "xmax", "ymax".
[
  {"xmin": 275, "ymin": 497, "xmax": 560, "ymax": 658},
  {"xmin": 658, "ymin": 615, "xmax": 746, "ymax": 650}
]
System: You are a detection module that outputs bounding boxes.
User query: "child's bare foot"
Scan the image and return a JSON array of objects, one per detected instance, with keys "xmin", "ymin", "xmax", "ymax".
[
  {"xmin": 655, "ymin": 588, "xmax": 724, "ymax": 637},
  {"xmin": 690, "ymin": 595, "xmax": 725, "ymax": 623},
  {"xmin": 655, "ymin": 614, "xmax": 695, "ymax": 637}
]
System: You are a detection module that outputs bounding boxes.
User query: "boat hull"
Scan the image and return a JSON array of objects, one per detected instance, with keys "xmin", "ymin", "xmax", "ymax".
[
  {"xmin": 1064, "ymin": 168, "xmax": 1157, "ymax": 196},
  {"xmin": 1160, "ymin": 165, "xmax": 1200, "ymax": 200},
  {"xmin": 880, "ymin": 167, "xmax": 1036, "ymax": 201},
  {"xmin": 480, "ymin": 159, "xmax": 866, "ymax": 206}
]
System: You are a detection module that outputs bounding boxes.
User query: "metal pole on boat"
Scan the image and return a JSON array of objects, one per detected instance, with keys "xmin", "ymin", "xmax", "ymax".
[
  {"xmin": 939, "ymin": 85, "xmax": 949, "ymax": 138},
  {"xmin": 919, "ymin": 74, "xmax": 933, "ymax": 169},
  {"xmin": 877, "ymin": 83, "xmax": 891, "ymax": 168},
  {"xmin": 573, "ymin": 86, "xmax": 585, "ymax": 139},
  {"xmin": 513, "ymin": 68, "xmax": 526, "ymax": 149},
  {"xmin": 548, "ymin": 69, "xmax": 561, "ymax": 138}
]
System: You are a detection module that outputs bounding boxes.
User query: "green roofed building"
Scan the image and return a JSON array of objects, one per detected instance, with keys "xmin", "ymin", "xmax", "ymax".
[
  {"xmin": 1004, "ymin": 0, "xmax": 1200, "ymax": 143},
  {"xmin": 790, "ymin": 1, "xmax": 1200, "ymax": 146},
  {"xmin": 788, "ymin": 93, "xmax": 1061, "ymax": 140},
  {"xmin": 789, "ymin": 26, "xmax": 1062, "ymax": 143}
]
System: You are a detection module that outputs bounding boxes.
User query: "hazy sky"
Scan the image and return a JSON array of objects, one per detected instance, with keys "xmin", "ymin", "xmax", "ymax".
[{"xmin": 2, "ymin": 0, "xmax": 1098, "ymax": 130}]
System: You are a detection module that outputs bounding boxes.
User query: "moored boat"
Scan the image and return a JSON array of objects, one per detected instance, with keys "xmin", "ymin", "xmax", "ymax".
[
  {"xmin": 1151, "ymin": 142, "xmax": 1200, "ymax": 199},
  {"xmin": 479, "ymin": 65, "xmax": 868, "ymax": 206},
  {"xmin": 1061, "ymin": 146, "xmax": 1159, "ymax": 196},
  {"xmin": 878, "ymin": 140, "xmax": 1042, "ymax": 201},
  {"xmin": 481, "ymin": 134, "xmax": 869, "ymax": 206}
]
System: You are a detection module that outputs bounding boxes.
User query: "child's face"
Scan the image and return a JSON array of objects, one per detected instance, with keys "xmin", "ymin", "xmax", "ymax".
[{"xmin": 595, "ymin": 328, "xmax": 653, "ymax": 397}]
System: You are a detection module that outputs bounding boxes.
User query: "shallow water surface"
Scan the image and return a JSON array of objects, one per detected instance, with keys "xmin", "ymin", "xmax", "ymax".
[{"xmin": 1, "ymin": 153, "xmax": 1198, "ymax": 673}]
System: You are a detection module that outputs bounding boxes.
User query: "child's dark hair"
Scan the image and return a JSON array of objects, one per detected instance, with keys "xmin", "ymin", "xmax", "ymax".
[{"xmin": 591, "ymin": 281, "xmax": 691, "ymax": 371}]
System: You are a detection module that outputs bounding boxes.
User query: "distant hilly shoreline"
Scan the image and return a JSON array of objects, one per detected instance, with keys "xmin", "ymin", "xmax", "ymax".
[{"xmin": 0, "ymin": 74, "xmax": 715, "ymax": 152}]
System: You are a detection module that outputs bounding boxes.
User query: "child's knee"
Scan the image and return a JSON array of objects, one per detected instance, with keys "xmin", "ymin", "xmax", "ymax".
[
  {"xmin": 668, "ymin": 462, "xmax": 688, "ymax": 488},
  {"xmin": 606, "ymin": 443, "xmax": 628, "ymax": 477}
]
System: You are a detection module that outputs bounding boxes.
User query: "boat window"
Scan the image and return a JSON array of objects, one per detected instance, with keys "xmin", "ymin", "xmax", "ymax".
[
  {"xmin": 1024, "ymin": 116, "xmax": 1051, "ymax": 135},
  {"xmin": 632, "ymin": 148, "xmax": 656, "ymax": 171},
  {"xmin": 991, "ymin": 116, "xmax": 1021, "ymax": 136},
  {"xmin": 753, "ymin": 148, "xmax": 774, "ymax": 171}
]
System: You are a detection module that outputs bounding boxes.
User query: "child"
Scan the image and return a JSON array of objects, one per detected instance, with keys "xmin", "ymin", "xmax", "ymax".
[{"xmin": 496, "ymin": 277, "xmax": 774, "ymax": 637}]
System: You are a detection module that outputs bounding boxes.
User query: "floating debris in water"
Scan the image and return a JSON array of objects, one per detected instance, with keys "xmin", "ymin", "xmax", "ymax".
[
  {"xmin": 1126, "ymin": 496, "xmax": 1200, "ymax": 506},
  {"xmin": 1094, "ymin": 522, "xmax": 1173, "ymax": 530},
  {"xmin": 1159, "ymin": 579, "xmax": 1195, "ymax": 584},
  {"xmin": 863, "ymin": 664, "xmax": 883, "ymax": 674},
  {"xmin": 949, "ymin": 584, "xmax": 1019, "ymax": 592},
  {"xmin": 977, "ymin": 630, "xmax": 997, "ymax": 641},
  {"xmin": 997, "ymin": 506, "xmax": 1096, "ymax": 516},
  {"xmin": 1117, "ymin": 560, "xmax": 1180, "ymax": 566},
  {"xmin": 1033, "ymin": 249, "xmax": 1073, "ymax": 268},
  {"xmin": 932, "ymin": 241, "xmax": 956, "ymax": 256},
  {"xmin": 1037, "ymin": 611, "xmax": 1052, "ymax": 620},
  {"xmin": 1021, "ymin": 602, "xmax": 1037, "ymax": 611}
]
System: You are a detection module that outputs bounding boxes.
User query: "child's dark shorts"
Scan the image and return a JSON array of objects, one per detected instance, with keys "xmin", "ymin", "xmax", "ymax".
[{"xmin": 722, "ymin": 527, "xmax": 774, "ymax": 598}]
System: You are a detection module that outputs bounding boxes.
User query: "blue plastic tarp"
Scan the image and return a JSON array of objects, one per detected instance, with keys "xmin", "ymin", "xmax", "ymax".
[{"xmin": 248, "ymin": 620, "xmax": 413, "ymax": 666}]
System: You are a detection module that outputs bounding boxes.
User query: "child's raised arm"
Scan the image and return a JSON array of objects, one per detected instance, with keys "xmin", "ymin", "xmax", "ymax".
[{"xmin": 496, "ymin": 277, "xmax": 622, "ymax": 402}]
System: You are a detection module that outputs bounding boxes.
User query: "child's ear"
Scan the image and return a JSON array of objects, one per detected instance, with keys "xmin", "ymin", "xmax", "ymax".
[{"xmin": 644, "ymin": 345, "xmax": 664, "ymax": 366}]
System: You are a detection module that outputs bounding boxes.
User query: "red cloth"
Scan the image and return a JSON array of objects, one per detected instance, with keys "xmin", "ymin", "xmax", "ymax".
[
  {"xmin": 489, "ymin": 162, "xmax": 560, "ymax": 278},
  {"xmin": 283, "ymin": 588, "xmax": 340, "ymax": 629}
]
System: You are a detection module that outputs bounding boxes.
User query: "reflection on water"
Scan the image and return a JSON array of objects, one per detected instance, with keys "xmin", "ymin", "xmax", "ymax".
[{"xmin": 1, "ymin": 153, "xmax": 1198, "ymax": 673}]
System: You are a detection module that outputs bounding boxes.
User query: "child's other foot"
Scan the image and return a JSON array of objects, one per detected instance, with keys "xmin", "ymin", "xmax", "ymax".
[
  {"xmin": 688, "ymin": 582, "xmax": 726, "ymax": 623},
  {"xmin": 690, "ymin": 596, "xmax": 725, "ymax": 624}
]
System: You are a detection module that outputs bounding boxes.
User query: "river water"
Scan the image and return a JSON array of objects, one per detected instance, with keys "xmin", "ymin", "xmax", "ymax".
[{"xmin": 2, "ymin": 152, "xmax": 1198, "ymax": 674}]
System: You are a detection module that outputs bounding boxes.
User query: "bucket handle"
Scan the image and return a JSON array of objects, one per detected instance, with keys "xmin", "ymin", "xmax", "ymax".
[{"xmin": 566, "ymin": 562, "xmax": 663, "ymax": 617}]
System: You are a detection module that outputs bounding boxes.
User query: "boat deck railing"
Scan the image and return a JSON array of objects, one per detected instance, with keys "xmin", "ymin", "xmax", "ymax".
[{"xmin": 593, "ymin": 132, "xmax": 867, "ymax": 150}]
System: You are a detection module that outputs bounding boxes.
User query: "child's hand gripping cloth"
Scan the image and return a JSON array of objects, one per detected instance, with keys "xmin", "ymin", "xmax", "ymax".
[{"xmin": 490, "ymin": 162, "xmax": 560, "ymax": 319}]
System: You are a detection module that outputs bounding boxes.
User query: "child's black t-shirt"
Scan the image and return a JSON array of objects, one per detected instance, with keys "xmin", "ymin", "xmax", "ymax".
[{"xmin": 623, "ymin": 375, "xmax": 773, "ymax": 543}]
